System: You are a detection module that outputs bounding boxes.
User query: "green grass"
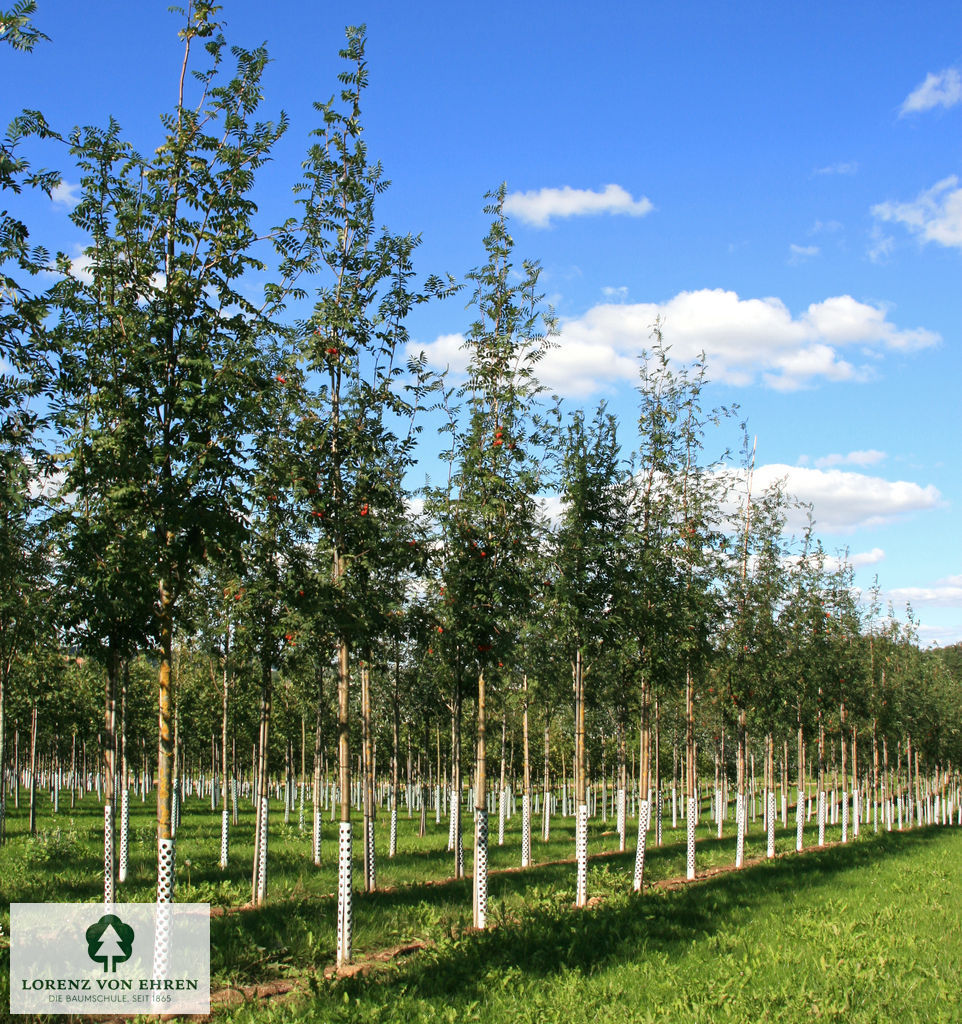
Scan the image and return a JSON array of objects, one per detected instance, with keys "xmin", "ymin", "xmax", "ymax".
[{"xmin": 2, "ymin": 791, "xmax": 959, "ymax": 1022}]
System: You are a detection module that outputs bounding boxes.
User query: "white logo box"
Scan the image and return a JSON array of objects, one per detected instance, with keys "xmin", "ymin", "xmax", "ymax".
[{"xmin": 10, "ymin": 903, "xmax": 210, "ymax": 1015}]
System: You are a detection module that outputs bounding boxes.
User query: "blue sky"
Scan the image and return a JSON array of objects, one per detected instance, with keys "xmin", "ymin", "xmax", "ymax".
[{"xmin": 4, "ymin": 1, "xmax": 961, "ymax": 643}]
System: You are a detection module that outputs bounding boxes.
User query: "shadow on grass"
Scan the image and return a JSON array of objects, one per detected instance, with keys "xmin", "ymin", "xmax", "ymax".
[{"xmin": 328, "ymin": 827, "xmax": 948, "ymax": 1006}]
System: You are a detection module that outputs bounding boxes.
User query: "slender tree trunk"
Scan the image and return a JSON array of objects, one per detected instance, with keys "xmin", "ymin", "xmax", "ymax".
[
  {"xmin": 118, "ymin": 663, "xmax": 130, "ymax": 884},
  {"xmin": 796, "ymin": 707, "xmax": 805, "ymax": 853},
  {"xmin": 156, "ymin": 596, "xmax": 175, "ymax": 904},
  {"xmin": 685, "ymin": 667, "xmax": 696, "ymax": 880},
  {"xmin": 473, "ymin": 669, "xmax": 488, "ymax": 928},
  {"xmin": 0, "ymin": 665, "xmax": 7, "ymax": 845},
  {"xmin": 220, "ymin": 636, "xmax": 231, "ymax": 869},
  {"xmin": 28, "ymin": 703, "xmax": 38, "ymax": 836},
  {"xmin": 654, "ymin": 698, "xmax": 662, "ymax": 846},
  {"xmin": 251, "ymin": 647, "xmax": 272, "ymax": 906},
  {"xmin": 521, "ymin": 674, "xmax": 531, "ymax": 868},
  {"xmin": 361, "ymin": 661, "xmax": 375, "ymax": 892},
  {"xmin": 336, "ymin": 633, "xmax": 352, "ymax": 967},
  {"xmin": 103, "ymin": 651, "xmax": 118, "ymax": 901},
  {"xmin": 633, "ymin": 675, "xmax": 651, "ymax": 891},
  {"xmin": 390, "ymin": 663, "xmax": 400, "ymax": 855},
  {"xmin": 312, "ymin": 661, "xmax": 324, "ymax": 866},
  {"xmin": 574, "ymin": 649, "xmax": 588, "ymax": 907},
  {"xmin": 736, "ymin": 708, "xmax": 747, "ymax": 867},
  {"xmin": 542, "ymin": 712, "xmax": 551, "ymax": 843},
  {"xmin": 452, "ymin": 676, "xmax": 464, "ymax": 878},
  {"xmin": 498, "ymin": 706, "xmax": 507, "ymax": 847}
]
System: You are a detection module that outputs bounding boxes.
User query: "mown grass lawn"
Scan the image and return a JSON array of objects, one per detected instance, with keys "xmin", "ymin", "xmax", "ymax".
[{"xmin": 1, "ymin": 793, "xmax": 959, "ymax": 1022}]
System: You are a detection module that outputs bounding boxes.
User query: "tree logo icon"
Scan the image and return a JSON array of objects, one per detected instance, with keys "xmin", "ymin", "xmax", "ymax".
[{"xmin": 85, "ymin": 914, "xmax": 135, "ymax": 973}]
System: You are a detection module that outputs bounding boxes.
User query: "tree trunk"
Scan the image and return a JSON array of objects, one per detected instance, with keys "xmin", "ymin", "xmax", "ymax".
[
  {"xmin": 736, "ymin": 708, "xmax": 747, "ymax": 867},
  {"xmin": 796, "ymin": 708, "xmax": 805, "ymax": 853},
  {"xmin": 473, "ymin": 669, "xmax": 488, "ymax": 928},
  {"xmin": 312, "ymin": 661, "xmax": 324, "ymax": 866},
  {"xmin": 336, "ymin": 633, "xmax": 352, "ymax": 967},
  {"xmin": 103, "ymin": 651, "xmax": 118, "ymax": 902},
  {"xmin": 391, "ymin": 664, "xmax": 401, "ymax": 852},
  {"xmin": 542, "ymin": 712, "xmax": 551, "ymax": 843},
  {"xmin": 220, "ymin": 637, "xmax": 230, "ymax": 870},
  {"xmin": 29, "ymin": 702, "xmax": 38, "ymax": 836},
  {"xmin": 251, "ymin": 646, "xmax": 272, "ymax": 906},
  {"xmin": 685, "ymin": 667, "xmax": 696, "ymax": 880},
  {"xmin": 361, "ymin": 661, "xmax": 376, "ymax": 893},
  {"xmin": 574, "ymin": 649, "xmax": 587, "ymax": 907},
  {"xmin": 521, "ymin": 674, "xmax": 531, "ymax": 867},
  {"xmin": 498, "ymin": 706, "xmax": 507, "ymax": 847},
  {"xmin": 633, "ymin": 675, "xmax": 651, "ymax": 892},
  {"xmin": 156, "ymin": 596, "xmax": 175, "ymax": 903}
]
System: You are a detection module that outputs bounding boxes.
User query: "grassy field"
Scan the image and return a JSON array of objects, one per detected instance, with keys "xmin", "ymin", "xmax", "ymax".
[{"xmin": 1, "ymin": 792, "xmax": 960, "ymax": 1022}]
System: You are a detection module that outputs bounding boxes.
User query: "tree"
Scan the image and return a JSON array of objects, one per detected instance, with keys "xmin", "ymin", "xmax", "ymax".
[
  {"xmin": 428, "ymin": 185, "xmax": 553, "ymax": 927},
  {"xmin": 552, "ymin": 403, "xmax": 628, "ymax": 905},
  {"xmin": 50, "ymin": 2, "xmax": 287, "ymax": 901}
]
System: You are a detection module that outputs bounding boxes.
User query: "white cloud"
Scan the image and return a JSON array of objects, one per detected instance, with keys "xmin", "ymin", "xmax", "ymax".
[
  {"xmin": 602, "ymin": 285, "xmax": 629, "ymax": 300},
  {"xmin": 867, "ymin": 225, "xmax": 895, "ymax": 263},
  {"xmin": 50, "ymin": 180, "xmax": 80, "ymax": 206},
  {"xmin": 916, "ymin": 623, "xmax": 962, "ymax": 647},
  {"xmin": 788, "ymin": 243, "xmax": 820, "ymax": 263},
  {"xmin": 887, "ymin": 580, "xmax": 962, "ymax": 608},
  {"xmin": 848, "ymin": 547, "xmax": 886, "ymax": 568},
  {"xmin": 807, "ymin": 450, "xmax": 886, "ymax": 470},
  {"xmin": 412, "ymin": 290, "xmax": 939, "ymax": 397},
  {"xmin": 814, "ymin": 161, "xmax": 859, "ymax": 176},
  {"xmin": 504, "ymin": 184, "xmax": 653, "ymax": 228},
  {"xmin": 899, "ymin": 68, "xmax": 962, "ymax": 116},
  {"xmin": 810, "ymin": 219, "xmax": 843, "ymax": 235},
  {"xmin": 747, "ymin": 464, "xmax": 942, "ymax": 534},
  {"xmin": 411, "ymin": 332, "xmax": 469, "ymax": 373},
  {"xmin": 872, "ymin": 176, "xmax": 962, "ymax": 250}
]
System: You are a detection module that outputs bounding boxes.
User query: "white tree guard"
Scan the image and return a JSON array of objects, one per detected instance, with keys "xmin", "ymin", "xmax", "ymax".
[
  {"xmin": 796, "ymin": 789, "xmax": 804, "ymax": 852},
  {"xmin": 686, "ymin": 797, "xmax": 696, "ymax": 880},
  {"xmin": 576, "ymin": 803, "xmax": 588, "ymax": 906},
  {"xmin": 299, "ymin": 783, "xmax": 305, "ymax": 833},
  {"xmin": 220, "ymin": 808, "xmax": 229, "ymax": 868},
  {"xmin": 313, "ymin": 807, "xmax": 322, "ymax": 867},
  {"xmin": 716, "ymin": 788, "xmax": 723, "ymax": 839},
  {"xmin": 366, "ymin": 817, "xmax": 376, "ymax": 891},
  {"xmin": 617, "ymin": 788, "xmax": 626, "ymax": 849},
  {"xmin": 157, "ymin": 836, "xmax": 175, "ymax": 903},
  {"xmin": 735, "ymin": 793, "xmax": 745, "ymax": 869},
  {"xmin": 457, "ymin": 815, "xmax": 464, "ymax": 878},
  {"xmin": 389, "ymin": 804, "xmax": 398, "ymax": 858},
  {"xmin": 817, "ymin": 791, "xmax": 826, "ymax": 847},
  {"xmin": 119, "ymin": 790, "xmax": 130, "ymax": 883},
  {"xmin": 435, "ymin": 785, "xmax": 441, "ymax": 826},
  {"xmin": 521, "ymin": 792, "xmax": 531, "ymax": 868},
  {"xmin": 474, "ymin": 810, "xmax": 488, "ymax": 928},
  {"xmin": 657, "ymin": 791, "xmax": 664, "ymax": 846},
  {"xmin": 633, "ymin": 798, "xmax": 650, "ymax": 892},
  {"xmin": 498, "ymin": 788, "xmax": 506, "ymax": 847},
  {"xmin": 841, "ymin": 790, "xmax": 849, "ymax": 843},
  {"xmin": 170, "ymin": 788, "xmax": 178, "ymax": 839},
  {"xmin": 256, "ymin": 796, "xmax": 269, "ymax": 904},
  {"xmin": 672, "ymin": 786, "xmax": 678, "ymax": 830},
  {"xmin": 767, "ymin": 790, "xmax": 775, "ymax": 858},
  {"xmin": 336, "ymin": 822, "xmax": 352, "ymax": 967},
  {"xmin": 150, "ymin": 899, "xmax": 174, "ymax": 1003},
  {"xmin": 447, "ymin": 797, "xmax": 456, "ymax": 851},
  {"xmin": 103, "ymin": 803, "xmax": 114, "ymax": 903}
]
